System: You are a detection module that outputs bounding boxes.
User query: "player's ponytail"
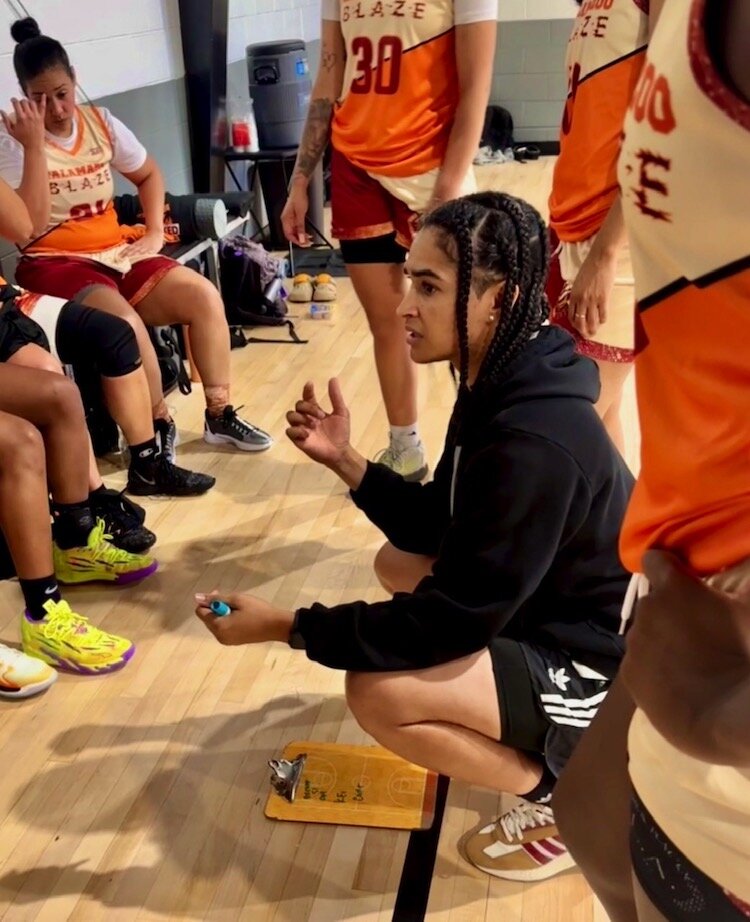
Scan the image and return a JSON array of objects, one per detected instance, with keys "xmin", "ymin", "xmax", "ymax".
[{"xmin": 11, "ymin": 17, "xmax": 73, "ymax": 90}]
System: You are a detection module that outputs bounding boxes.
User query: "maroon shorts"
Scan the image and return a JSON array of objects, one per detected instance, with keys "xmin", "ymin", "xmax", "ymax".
[
  {"xmin": 330, "ymin": 147, "xmax": 419, "ymax": 249},
  {"xmin": 15, "ymin": 254, "xmax": 179, "ymax": 307}
]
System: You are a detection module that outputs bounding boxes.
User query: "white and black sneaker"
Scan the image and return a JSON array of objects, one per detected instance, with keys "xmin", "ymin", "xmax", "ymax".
[
  {"xmin": 203, "ymin": 406, "xmax": 272, "ymax": 452},
  {"xmin": 127, "ymin": 454, "xmax": 216, "ymax": 497}
]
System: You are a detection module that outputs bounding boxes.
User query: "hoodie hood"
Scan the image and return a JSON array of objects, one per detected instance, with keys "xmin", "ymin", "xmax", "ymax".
[{"xmin": 458, "ymin": 326, "xmax": 601, "ymax": 430}]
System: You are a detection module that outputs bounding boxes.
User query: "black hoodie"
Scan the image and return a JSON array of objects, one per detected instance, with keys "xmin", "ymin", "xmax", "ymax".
[{"xmin": 295, "ymin": 327, "xmax": 634, "ymax": 676}]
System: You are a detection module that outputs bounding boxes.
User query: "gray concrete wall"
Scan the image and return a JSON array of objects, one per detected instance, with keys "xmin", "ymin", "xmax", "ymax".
[{"xmin": 493, "ymin": 19, "xmax": 572, "ymax": 144}]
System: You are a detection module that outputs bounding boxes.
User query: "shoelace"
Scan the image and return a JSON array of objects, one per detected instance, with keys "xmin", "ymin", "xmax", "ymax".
[
  {"xmin": 619, "ymin": 573, "xmax": 650, "ymax": 634},
  {"xmin": 89, "ymin": 519, "xmax": 144, "ymax": 563},
  {"xmin": 222, "ymin": 405, "xmax": 263, "ymax": 437},
  {"xmin": 160, "ymin": 422, "xmax": 177, "ymax": 461},
  {"xmin": 39, "ymin": 601, "xmax": 105, "ymax": 643},
  {"xmin": 498, "ymin": 803, "xmax": 555, "ymax": 843},
  {"xmin": 374, "ymin": 443, "xmax": 405, "ymax": 467}
]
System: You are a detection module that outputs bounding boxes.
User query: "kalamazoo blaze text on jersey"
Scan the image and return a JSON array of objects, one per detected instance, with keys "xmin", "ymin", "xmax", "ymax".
[{"xmin": 332, "ymin": 0, "xmax": 459, "ymax": 176}]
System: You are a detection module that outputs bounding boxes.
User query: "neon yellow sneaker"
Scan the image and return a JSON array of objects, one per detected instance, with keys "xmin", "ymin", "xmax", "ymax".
[
  {"xmin": 0, "ymin": 642, "xmax": 57, "ymax": 698},
  {"xmin": 21, "ymin": 600, "xmax": 135, "ymax": 675},
  {"xmin": 53, "ymin": 518, "xmax": 158, "ymax": 585}
]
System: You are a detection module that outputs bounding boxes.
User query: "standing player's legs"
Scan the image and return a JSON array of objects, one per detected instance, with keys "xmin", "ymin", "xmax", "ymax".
[
  {"xmin": 331, "ymin": 149, "xmax": 426, "ymax": 480},
  {"xmin": 595, "ymin": 359, "xmax": 632, "ymax": 457},
  {"xmin": 548, "ymin": 238, "xmax": 635, "ymax": 457},
  {"xmin": 553, "ymin": 676, "xmax": 638, "ymax": 922}
]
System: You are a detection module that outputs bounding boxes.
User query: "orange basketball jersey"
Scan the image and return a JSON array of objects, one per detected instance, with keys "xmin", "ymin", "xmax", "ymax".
[
  {"xmin": 27, "ymin": 105, "xmax": 123, "ymax": 257},
  {"xmin": 331, "ymin": 1, "xmax": 460, "ymax": 177},
  {"xmin": 618, "ymin": 0, "xmax": 750, "ymax": 574},
  {"xmin": 549, "ymin": 0, "xmax": 649, "ymax": 242}
]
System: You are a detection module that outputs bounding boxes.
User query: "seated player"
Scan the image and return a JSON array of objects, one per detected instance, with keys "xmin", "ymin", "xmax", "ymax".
[
  {"xmin": 0, "ymin": 287, "xmax": 216, "ymax": 499},
  {"xmin": 195, "ymin": 194, "xmax": 634, "ymax": 881},
  {"xmin": 0, "ymin": 17, "xmax": 272, "ymax": 455},
  {"xmin": 0, "ymin": 362, "xmax": 157, "ymax": 692}
]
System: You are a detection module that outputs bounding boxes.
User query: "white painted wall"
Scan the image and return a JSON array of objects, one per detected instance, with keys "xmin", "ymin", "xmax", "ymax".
[
  {"xmin": 227, "ymin": 0, "xmax": 576, "ymax": 58},
  {"xmin": 0, "ymin": 0, "xmax": 183, "ymax": 106},
  {"xmin": 228, "ymin": 0, "xmax": 319, "ymax": 62}
]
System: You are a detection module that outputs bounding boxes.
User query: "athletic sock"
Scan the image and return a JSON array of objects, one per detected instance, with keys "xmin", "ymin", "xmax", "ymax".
[
  {"xmin": 52, "ymin": 500, "xmax": 96, "ymax": 550},
  {"xmin": 20, "ymin": 575, "xmax": 61, "ymax": 620},
  {"xmin": 128, "ymin": 437, "xmax": 160, "ymax": 476},
  {"xmin": 89, "ymin": 484, "xmax": 107, "ymax": 499},
  {"xmin": 521, "ymin": 765, "xmax": 557, "ymax": 805},
  {"xmin": 390, "ymin": 423, "xmax": 421, "ymax": 450}
]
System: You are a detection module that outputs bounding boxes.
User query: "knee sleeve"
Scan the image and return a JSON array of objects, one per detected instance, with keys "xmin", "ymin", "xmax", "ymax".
[{"xmin": 56, "ymin": 302, "xmax": 142, "ymax": 377}]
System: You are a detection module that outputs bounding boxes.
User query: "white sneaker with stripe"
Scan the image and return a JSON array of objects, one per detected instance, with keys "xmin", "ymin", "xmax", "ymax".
[{"xmin": 459, "ymin": 801, "xmax": 576, "ymax": 882}]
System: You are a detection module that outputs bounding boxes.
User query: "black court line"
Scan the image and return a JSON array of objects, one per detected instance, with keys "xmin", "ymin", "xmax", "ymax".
[{"xmin": 392, "ymin": 775, "xmax": 451, "ymax": 922}]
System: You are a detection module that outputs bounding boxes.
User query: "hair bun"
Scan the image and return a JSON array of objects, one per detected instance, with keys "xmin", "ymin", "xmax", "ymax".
[{"xmin": 10, "ymin": 17, "xmax": 42, "ymax": 44}]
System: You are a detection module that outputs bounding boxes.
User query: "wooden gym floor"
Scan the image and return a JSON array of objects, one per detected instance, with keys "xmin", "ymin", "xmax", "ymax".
[{"xmin": 0, "ymin": 160, "xmax": 634, "ymax": 921}]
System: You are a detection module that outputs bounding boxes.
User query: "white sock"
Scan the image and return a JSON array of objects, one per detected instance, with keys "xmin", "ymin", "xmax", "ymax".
[{"xmin": 390, "ymin": 424, "xmax": 421, "ymax": 450}]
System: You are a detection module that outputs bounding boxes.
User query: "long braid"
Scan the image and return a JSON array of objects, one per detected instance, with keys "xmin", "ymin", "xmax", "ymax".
[
  {"xmin": 424, "ymin": 192, "xmax": 550, "ymax": 394},
  {"xmin": 453, "ymin": 215, "xmax": 478, "ymax": 391}
]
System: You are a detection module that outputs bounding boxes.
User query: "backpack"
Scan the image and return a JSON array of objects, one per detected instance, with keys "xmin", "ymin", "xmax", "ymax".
[
  {"xmin": 219, "ymin": 238, "xmax": 306, "ymax": 344},
  {"xmin": 150, "ymin": 325, "xmax": 192, "ymax": 396},
  {"xmin": 480, "ymin": 106, "xmax": 515, "ymax": 152}
]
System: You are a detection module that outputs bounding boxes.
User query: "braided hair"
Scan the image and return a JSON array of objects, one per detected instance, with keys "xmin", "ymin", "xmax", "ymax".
[{"xmin": 422, "ymin": 192, "xmax": 549, "ymax": 393}]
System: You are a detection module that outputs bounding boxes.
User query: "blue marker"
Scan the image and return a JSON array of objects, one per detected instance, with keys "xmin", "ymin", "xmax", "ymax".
[{"xmin": 210, "ymin": 600, "xmax": 231, "ymax": 617}]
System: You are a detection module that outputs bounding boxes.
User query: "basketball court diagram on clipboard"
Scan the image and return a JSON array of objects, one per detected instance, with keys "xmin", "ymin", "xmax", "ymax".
[{"xmin": 265, "ymin": 741, "xmax": 438, "ymax": 831}]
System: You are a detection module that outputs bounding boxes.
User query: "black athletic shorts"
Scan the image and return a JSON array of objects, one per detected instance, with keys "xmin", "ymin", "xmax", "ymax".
[
  {"xmin": 631, "ymin": 791, "xmax": 750, "ymax": 920},
  {"xmin": 490, "ymin": 637, "xmax": 612, "ymax": 778}
]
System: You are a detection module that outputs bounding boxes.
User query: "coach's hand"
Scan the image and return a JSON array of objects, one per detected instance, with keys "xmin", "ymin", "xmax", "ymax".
[
  {"xmin": 622, "ymin": 550, "xmax": 750, "ymax": 766},
  {"xmin": 282, "ymin": 178, "xmax": 312, "ymax": 247},
  {"xmin": 1, "ymin": 96, "xmax": 46, "ymax": 152},
  {"xmin": 567, "ymin": 248, "xmax": 617, "ymax": 339},
  {"xmin": 195, "ymin": 591, "xmax": 294, "ymax": 645},
  {"xmin": 286, "ymin": 379, "xmax": 367, "ymax": 490}
]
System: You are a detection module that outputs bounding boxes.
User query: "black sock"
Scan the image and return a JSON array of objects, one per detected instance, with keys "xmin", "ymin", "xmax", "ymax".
[
  {"xmin": 522, "ymin": 764, "xmax": 557, "ymax": 805},
  {"xmin": 89, "ymin": 484, "xmax": 107, "ymax": 499},
  {"xmin": 20, "ymin": 575, "xmax": 61, "ymax": 619},
  {"xmin": 52, "ymin": 500, "xmax": 96, "ymax": 550},
  {"xmin": 128, "ymin": 437, "xmax": 160, "ymax": 476}
]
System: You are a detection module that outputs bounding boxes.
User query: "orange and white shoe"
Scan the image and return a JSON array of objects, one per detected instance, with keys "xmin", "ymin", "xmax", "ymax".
[
  {"xmin": 459, "ymin": 802, "xmax": 575, "ymax": 882},
  {"xmin": 0, "ymin": 642, "xmax": 57, "ymax": 699}
]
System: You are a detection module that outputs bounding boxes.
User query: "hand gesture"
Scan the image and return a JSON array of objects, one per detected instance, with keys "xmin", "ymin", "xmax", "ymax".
[
  {"xmin": 622, "ymin": 550, "xmax": 750, "ymax": 764},
  {"xmin": 121, "ymin": 228, "xmax": 164, "ymax": 261},
  {"xmin": 1, "ymin": 96, "xmax": 46, "ymax": 152},
  {"xmin": 281, "ymin": 181, "xmax": 311, "ymax": 246},
  {"xmin": 286, "ymin": 379, "xmax": 351, "ymax": 467},
  {"xmin": 194, "ymin": 591, "xmax": 293, "ymax": 646},
  {"xmin": 567, "ymin": 250, "xmax": 617, "ymax": 339}
]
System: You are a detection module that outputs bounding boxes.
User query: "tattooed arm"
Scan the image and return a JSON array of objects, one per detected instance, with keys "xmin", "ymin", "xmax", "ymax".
[{"xmin": 282, "ymin": 17, "xmax": 346, "ymax": 245}]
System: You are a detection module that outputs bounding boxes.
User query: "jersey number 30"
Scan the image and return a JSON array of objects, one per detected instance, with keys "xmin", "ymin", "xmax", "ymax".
[{"xmin": 351, "ymin": 36, "xmax": 403, "ymax": 95}]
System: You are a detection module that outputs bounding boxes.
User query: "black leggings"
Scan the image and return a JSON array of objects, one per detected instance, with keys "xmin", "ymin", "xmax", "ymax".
[
  {"xmin": 55, "ymin": 301, "xmax": 141, "ymax": 378},
  {"xmin": 631, "ymin": 792, "xmax": 750, "ymax": 921}
]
